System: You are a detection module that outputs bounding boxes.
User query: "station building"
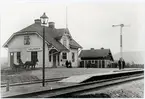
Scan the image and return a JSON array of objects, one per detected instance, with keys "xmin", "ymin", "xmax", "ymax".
[
  {"xmin": 3, "ymin": 18, "xmax": 82, "ymax": 68},
  {"xmin": 79, "ymin": 48, "xmax": 114, "ymax": 68}
]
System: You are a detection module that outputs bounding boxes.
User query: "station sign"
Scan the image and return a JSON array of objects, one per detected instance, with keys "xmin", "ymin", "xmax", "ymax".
[{"xmin": 27, "ymin": 47, "xmax": 42, "ymax": 52}]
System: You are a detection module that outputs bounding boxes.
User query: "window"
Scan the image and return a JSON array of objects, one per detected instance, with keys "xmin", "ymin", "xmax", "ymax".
[
  {"xmin": 72, "ymin": 52, "xmax": 75, "ymax": 62},
  {"xmin": 17, "ymin": 52, "xmax": 21, "ymax": 63},
  {"xmin": 91, "ymin": 60, "xmax": 95, "ymax": 64},
  {"xmin": 62, "ymin": 53, "xmax": 67, "ymax": 59},
  {"xmin": 24, "ymin": 36, "xmax": 30, "ymax": 45},
  {"xmin": 63, "ymin": 38, "xmax": 67, "ymax": 47}
]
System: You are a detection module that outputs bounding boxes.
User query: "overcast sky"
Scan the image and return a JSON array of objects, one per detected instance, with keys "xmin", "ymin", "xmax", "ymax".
[{"xmin": 0, "ymin": 0, "xmax": 145, "ymax": 57}]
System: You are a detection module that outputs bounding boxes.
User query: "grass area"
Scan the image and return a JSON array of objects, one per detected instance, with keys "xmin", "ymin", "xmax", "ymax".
[
  {"xmin": 1, "ymin": 67, "xmax": 40, "ymax": 84},
  {"xmin": 1, "ymin": 74, "xmax": 40, "ymax": 84}
]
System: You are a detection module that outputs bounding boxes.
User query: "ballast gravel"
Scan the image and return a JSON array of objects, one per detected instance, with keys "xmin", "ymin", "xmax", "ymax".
[{"xmin": 74, "ymin": 79, "xmax": 144, "ymax": 98}]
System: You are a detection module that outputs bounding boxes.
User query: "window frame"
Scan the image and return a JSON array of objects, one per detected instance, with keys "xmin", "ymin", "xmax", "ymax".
[
  {"xmin": 62, "ymin": 52, "xmax": 67, "ymax": 59},
  {"xmin": 24, "ymin": 35, "xmax": 30, "ymax": 45},
  {"xmin": 63, "ymin": 37, "xmax": 67, "ymax": 47}
]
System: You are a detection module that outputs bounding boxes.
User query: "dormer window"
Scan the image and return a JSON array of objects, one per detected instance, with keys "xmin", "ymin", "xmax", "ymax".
[{"xmin": 24, "ymin": 36, "xmax": 30, "ymax": 45}]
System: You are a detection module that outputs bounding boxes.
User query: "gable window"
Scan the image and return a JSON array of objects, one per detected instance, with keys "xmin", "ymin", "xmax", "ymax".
[
  {"xmin": 63, "ymin": 38, "xmax": 67, "ymax": 47},
  {"xmin": 72, "ymin": 52, "xmax": 75, "ymax": 62},
  {"xmin": 24, "ymin": 36, "xmax": 30, "ymax": 45},
  {"xmin": 62, "ymin": 53, "xmax": 67, "ymax": 59}
]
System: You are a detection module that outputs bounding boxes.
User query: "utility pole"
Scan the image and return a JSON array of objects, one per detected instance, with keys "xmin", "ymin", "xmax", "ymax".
[{"xmin": 112, "ymin": 24, "xmax": 129, "ymax": 69}]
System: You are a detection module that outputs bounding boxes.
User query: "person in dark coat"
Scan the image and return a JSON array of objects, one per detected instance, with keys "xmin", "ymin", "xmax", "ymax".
[
  {"xmin": 118, "ymin": 58, "xmax": 122, "ymax": 70},
  {"xmin": 65, "ymin": 60, "xmax": 69, "ymax": 68},
  {"xmin": 122, "ymin": 59, "xmax": 125, "ymax": 69}
]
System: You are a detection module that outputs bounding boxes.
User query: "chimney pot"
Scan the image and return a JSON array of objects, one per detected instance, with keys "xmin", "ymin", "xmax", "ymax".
[{"xmin": 49, "ymin": 22, "xmax": 55, "ymax": 28}]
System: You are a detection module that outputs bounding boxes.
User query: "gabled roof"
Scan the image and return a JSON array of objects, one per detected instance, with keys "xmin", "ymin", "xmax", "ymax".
[
  {"xmin": 70, "ymin": 38, "xmax": 82, "ymax": 49},
  {"xmin": 79, "ymin": 48, "xmax": 114, "ymax": 61},
  {"xmin": 3, "ymin": 22, "xmax": 82, "ymax": 51}
]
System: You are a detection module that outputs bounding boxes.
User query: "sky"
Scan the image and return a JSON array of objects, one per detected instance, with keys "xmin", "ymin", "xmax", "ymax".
[{"xmin": 0, "ymin": 0, "xmax": 145, "ymax": 58}]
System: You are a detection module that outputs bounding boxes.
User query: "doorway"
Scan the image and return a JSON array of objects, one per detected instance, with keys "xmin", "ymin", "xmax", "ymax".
[
  {"xmin": 31, "ymin": 51, "xmax": 38, "ymax": 62},
  {"xmin": 53, "ymin": 54, "xmax": 56, "ymax": 67},
  {"xmin": 49, "ymin": 49, "xmax": 58, "ymax": 67}
]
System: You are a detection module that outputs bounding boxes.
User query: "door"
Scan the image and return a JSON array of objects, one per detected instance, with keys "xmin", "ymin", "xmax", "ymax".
[
  {"xmin": 31, "ymin": 51, "xmax": 38, "ymax": 62},
  {"xmin": 10, "ymin": 52, "xmax": 14, "ymax": 67},
  {"xmin": 53, "ymin": 54, "xmax": 56, "ymax": 67}
]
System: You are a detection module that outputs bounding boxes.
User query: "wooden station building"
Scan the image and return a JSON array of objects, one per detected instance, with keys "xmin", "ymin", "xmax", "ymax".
[
  {"xmin": 79, "ymin": 48, "xmax": 114, "ymax": 68},
  {"xmin": 3, "ymin": 18, "xmax": 82, "ymax": 68}
]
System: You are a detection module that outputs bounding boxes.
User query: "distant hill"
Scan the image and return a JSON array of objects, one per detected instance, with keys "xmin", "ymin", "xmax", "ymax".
[{"xmin": 113, "ymin": 51, "xmax": 145, "ymax": 64}]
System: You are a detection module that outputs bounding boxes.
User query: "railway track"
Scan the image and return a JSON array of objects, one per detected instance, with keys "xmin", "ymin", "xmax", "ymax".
[{"xmin": 3, "ymin": 69, "xmax": 144, "ymax": 98}]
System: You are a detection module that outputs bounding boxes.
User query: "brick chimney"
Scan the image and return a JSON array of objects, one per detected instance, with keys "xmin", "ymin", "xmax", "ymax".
[
  {"xmin": 90, "ymin": 48, "xmax": 95, "ymax": 50},
  {"xmin": 34, "ymin": 19, "xmax": 41, "ymax": 24},
  {"xmin": 49, "ymin": 22, "xmax": 55, "ymax": 28}
]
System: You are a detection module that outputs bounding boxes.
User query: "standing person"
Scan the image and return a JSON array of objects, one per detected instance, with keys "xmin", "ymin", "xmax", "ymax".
[
  {"xmin": 118, "ymin": 58, "xmax": 122, "ymax": 70},
  {"xmin": 65, "ymin": 60, "xmax": 69, "ymax": 68},
  {"xmin": 122, "ymin": 59, "xmax": 125, "ymax": 69}
]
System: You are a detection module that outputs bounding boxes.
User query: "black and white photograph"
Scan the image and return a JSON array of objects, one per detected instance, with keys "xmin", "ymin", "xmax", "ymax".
[{"xmin": 0, "ymin": 0, "xmax": 144, "ymax": 98}]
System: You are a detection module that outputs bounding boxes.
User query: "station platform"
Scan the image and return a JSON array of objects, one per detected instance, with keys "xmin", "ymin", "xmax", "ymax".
[
  {"xmin": 59, "ymin": 68, "xmax": 143, "ymax": 83},
  {"xmin": 1, "ymin": 68, "xmax": 143, "ymax": 98}
]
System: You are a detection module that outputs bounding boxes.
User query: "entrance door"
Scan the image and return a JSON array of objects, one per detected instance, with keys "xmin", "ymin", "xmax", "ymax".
[
  {"xmin": 53, "ymin": 54, "xmax": 56, "ymax": 67},
  {"xmin": 10, "ymin": 52, "xmax": 14, "ymax": 67},
  {"xmin": 31, "ymin": 51, "xmax": 38, "ymax": 62}
]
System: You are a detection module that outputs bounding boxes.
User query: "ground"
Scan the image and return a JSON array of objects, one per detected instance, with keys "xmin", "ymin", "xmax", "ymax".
[
  {"xmin": 1, "ymin": 68, "xmax": 142, "ymax": 84},
  {"xmin": 1, "ymin": 68, "xmax": 118, "ymax": 84},
  {"xmin": 75, "ymin": 79, "xmax": 144, "ymax": 98},
  {"xmin": 1, "ymin": 68, "xmax": 143, "ymax": 98}
]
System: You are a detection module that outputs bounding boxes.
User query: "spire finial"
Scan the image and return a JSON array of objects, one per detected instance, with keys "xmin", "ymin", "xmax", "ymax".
[{"xmin": 66, "ymin": 6, "xmax": 68, "ymax": 28}]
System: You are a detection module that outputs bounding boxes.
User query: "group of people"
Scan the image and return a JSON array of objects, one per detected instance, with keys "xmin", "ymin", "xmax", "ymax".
[
  {"xmin": 65, "ymin": 60, "xmax": 72, "ymax": 68},
  {"xmin": 118, "ymin": 58, "xmax": 126, "ymax": 70}
]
